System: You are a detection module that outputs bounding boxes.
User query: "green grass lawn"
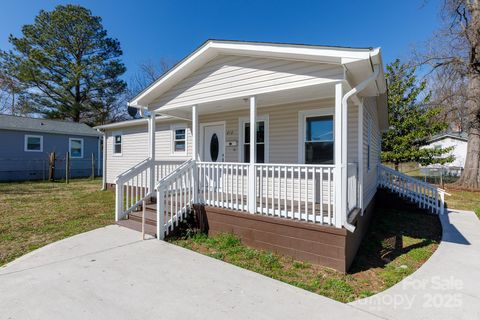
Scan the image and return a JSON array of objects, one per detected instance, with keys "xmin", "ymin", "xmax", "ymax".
[
  {"xmin": 0, "ymin": 178, "xmax": 114, "ymax": 266},
  {"xmin": 170, "ymin": 198, "xmax": 441, "ymax": 303},
  {"xmin": 444, "ymin": 189, "xmax": 480, "ymax": 218},
  {"xmin": 0, "ymin": 178, "xmax": 442, "ymax": 303}
]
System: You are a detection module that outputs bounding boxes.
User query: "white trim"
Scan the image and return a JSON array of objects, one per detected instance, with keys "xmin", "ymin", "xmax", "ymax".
[
  {"xmin": 367, "ymin": 116, "xmax": 372, "ymax": 172},
  {"xmin": 297, "ymin": 108, "xmax": 334, "ymax": 164},
  {"xmin": 94, "ymin": 115, "xmax": 173, "ymax": 131},
  {"xmin": 170, "ymin": 123, "xmax": 188, "ymax": 156},
  {"xmin": 199, "ymin": 121, "xmax": 226, "ymax": 161},
  {"xmin": 69, "ymin": 137, "xmax": 84, "ymax": 159},
  {"xmin": 238, "ymin": 114, "xmax": 269, "ymax": 163},
  {"xmin": 128, "ymin": 40, "xmax": 384, "ymax": 108},
  {"xmin": 112, "ymin": 131, "xmax": 123, "ymax": 156},
  {"xmin": 24, "ymin": 134, "xmax": 43, "ymax": 152}
]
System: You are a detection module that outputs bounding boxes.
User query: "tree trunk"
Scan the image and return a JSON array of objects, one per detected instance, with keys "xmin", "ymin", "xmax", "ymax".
[{"xmin": 456, "ymin": 73, "xmax": 480, "ymax": 189}]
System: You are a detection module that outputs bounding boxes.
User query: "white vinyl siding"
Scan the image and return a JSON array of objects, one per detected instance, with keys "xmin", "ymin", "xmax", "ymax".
[
  {"xmin": 362, "ymin": 97, "xmax": 381, "ymax": 208},
  {"xmin": 152, "ymin": 55, "xmax": 344, "ymax": 109},
  {"xmin": 199, "ymin": 98, "xmax": 360, "ymax": 165},
  {"xmin": 105, "ymin": 121, "xmax": 192, "ymax": 184}
]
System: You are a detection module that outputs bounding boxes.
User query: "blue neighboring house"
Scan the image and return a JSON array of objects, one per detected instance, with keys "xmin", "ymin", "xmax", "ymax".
[{"xmin": 0, "ymin": 114, "xmax": 102, "ymax": 181}]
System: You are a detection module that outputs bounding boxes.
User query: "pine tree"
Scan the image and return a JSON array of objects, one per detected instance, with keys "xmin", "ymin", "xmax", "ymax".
[
  {"xmin": 0, "ymin": 5, "xmax": 126, "ymax": 124},
  {"xmin": 381, "ymin": 59, "xmax": 453, "ymax": 170}
]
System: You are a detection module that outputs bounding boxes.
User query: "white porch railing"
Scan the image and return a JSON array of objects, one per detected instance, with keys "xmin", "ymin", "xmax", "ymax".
[
  {"xmin": 347, "ymin": 162, "xmax": 359, "ymax": 213},
  {"xmin": 115, "ymin": 159, "xmax": 183, "ymax": 221},
  {"xmin": 156, "ymin": 160, "xmax": 196, "ymax": 239},
  {"xmin": 255, "ymin": 163, "xmax": 335, "ymax": 225},
  {"xmin": 378, "ymin": 164, "xmax": 448, "ymax": 215},
  {"xmin": 197, "ymin": 162, "xmax": 250, "ymax": 211},
  {"xmin": 195, "ymin": 162, "xmax": 337, "ymax": 226}
]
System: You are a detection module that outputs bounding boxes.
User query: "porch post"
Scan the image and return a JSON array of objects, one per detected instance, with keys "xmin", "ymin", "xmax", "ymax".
[
  {"xmin": 341, "ymin": 83, "xmax": 348, "ymax": 226},
  {"xmin": 248, "ymin": 96, "xmax": 257, "ymax": 213},
  {"xmin": 357, "ymin": 100, "xmax": 364, "ymax": 212},
  {"xmin": 192, "ymin": 105, "xmax": 199, "ymax": 203},
  {"xmin": 148, "ymin": 112, "xmax": 156, "ymax": 194},
  {"xmin": 192, "ymin": 105, "xmax": 198, "ymax": 161},
  {"xmin": 101, "ymin": 131, "xmax": 107, "ymax": 190},
  {"xmin": 334, "ymin": 83, "xmax": 343, "ymax": 228}
]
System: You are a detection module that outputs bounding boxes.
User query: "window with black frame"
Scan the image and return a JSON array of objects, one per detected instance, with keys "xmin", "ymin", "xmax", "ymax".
[
  {"xmin": 304, "ymin": 115, "xmax": 334, "ymax": 164},
  {"xmin": 243, "ymin": 121, "xmax": 265, "ymax": 163}
]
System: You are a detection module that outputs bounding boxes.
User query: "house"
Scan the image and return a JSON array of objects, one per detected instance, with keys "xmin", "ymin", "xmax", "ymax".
[
  {"xmin": 96, "ymin": 40, "xmax": 446, "ymax": 272},
  {"xmin": 0, "ymin": 114, "xmax": 102, "ymax": 181},
  {"xmin": 425, "ymin": 132, "xmax": 468, "ymax": 174}
]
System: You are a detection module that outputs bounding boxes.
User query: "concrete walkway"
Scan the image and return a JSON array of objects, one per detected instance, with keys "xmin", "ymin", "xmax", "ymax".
[
  {"xmin": 0, "ymin": 225, "xmax": 382, "ymax": 320},
  {"xmin": 350, "ymin": 209, "xmax": 480, "ymax": 320},
  {"xmin": 1, "ymin": 209, "xmax": 479, "ymax": 320}
]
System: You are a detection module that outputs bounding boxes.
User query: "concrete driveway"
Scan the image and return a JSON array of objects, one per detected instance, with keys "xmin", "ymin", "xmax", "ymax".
[
  {"xmin": 0, "ymin": 225, "xmax": 381, "ymax": 320},
  {"xmin": 1, "ymin": 209, "xmax": 479, "ymax": 320}
]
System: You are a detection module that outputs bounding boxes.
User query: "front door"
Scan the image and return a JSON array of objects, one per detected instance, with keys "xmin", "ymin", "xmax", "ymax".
[
  {"xmin": 202, "ymin": 124, "xmax": 225, "ymax": 199},
  {"xmin": 202, "ymin": 124, "xmax": 225, "ymax": 162}
]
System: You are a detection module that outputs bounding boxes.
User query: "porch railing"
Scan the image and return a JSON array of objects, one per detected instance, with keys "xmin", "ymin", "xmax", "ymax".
[
  {"xmin": 195, "ymin": 162, "xmax": 337, "ymax": 226},
  {"xmin": 378, "ymin": 164, "xmax": 448, "ymax": 215},
  {"xmin": 347, "ymin": 162, "xmax": 359, "ymax": 213},
  {"xmin": 115, "ymin": 158, "xmax": 183, "ymax": 221},
  {"xmin": 254, "ymin": 163, "xmax": 335, "ymax": 224},
  {"xmin": 156, "ymin": 160, "xmax": 195, "ymax": 239},
  {"xmin": 197, "ymin": 162, "xmax": 250, "ymax": 211}
]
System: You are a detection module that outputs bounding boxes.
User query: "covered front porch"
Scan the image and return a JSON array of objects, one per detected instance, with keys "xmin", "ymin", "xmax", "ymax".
[{"xmin": 115, "ymin": 80, "xmax": 366, "ymax": 237}]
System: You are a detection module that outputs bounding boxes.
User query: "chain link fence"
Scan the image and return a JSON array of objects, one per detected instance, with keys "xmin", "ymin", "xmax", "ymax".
[{"xmin": 0, "ymin": 153, "xmax": 101, "ymax": 182}]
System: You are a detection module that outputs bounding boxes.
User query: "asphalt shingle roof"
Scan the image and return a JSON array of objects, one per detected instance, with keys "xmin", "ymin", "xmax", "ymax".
[{"xmin": 0, "ymin": 114, "xmax": 101, "ymax": 137}]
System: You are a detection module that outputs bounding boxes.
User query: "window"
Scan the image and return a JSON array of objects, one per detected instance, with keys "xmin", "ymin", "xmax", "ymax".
[
  {"xmin": 69, "ymin": 138, "xmax": 84, "ymax": 158},
  {"xmin": 113, "ymin": 132, "xmax": 122, "ymax": 155},
  {"xmin": 24, "ymin": 135, "xmax": 43, "ymax": 152},
  {"xmin": 304, "ymin": 116, "xmax": 334, "ymax": 164},
  {"xmin": 241, "ymin": 117, "xmax": 268, "ymax": 163},
  {"xmin": 367, "ymin": 118, "xmax": 372, "ymax": 171},
  {"xmin": 171, "ymin": 125, "xmax": 187, "ymax": 154}
]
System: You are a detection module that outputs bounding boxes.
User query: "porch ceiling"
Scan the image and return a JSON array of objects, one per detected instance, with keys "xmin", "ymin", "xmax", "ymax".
[{"xmin": 155, "ymin": 81, "xmax": 338, "ymax": 118}]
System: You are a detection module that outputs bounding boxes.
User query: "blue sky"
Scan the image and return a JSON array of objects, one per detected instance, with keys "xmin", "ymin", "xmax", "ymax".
[{"xmin": 0, "ymin": 0, "xmax": 441, "ymax": 82}]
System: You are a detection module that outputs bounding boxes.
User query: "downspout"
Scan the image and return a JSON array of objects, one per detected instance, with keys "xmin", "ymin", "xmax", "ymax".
[
  {"xmin": 341, "ymin": 62, "xmax": 380, "ymax": 233},
  {"xmin": 99, "ymin": 129, "xmax": 107, "ymax": 190}
]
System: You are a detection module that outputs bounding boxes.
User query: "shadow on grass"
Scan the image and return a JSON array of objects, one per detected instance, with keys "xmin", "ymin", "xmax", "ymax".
[{"xmin": 350, "ymin": 191, "xmax": 442, "ymax": 274}]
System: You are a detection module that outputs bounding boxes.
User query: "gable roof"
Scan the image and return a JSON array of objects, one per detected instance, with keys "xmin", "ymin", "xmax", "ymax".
[
  {"xmin": 0, "ymin": 114, "xmax": 101, "ymax": 137},
  {"xmin": 428, "ymin": 132, "xmax": 468, "ymax": 143},
  {"xmin": 129, "ymin": 39, "xmax": 387, "ymax": 108},
  {"xmin": 94, "ymin": 115, "xmax": 173, "ymax": 131}
]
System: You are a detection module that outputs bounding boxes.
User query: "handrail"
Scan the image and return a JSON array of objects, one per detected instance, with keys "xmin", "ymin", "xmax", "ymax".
[
  {"xmin": 156, "ymin": 159, "xmax": 196, "ymax": 239},
  {"xmin": 115, "ymin": 157, "xmax": 151, "ymax": 183},
  {"xmin": 156, "ymin": 159, "xmax": 194, "ymax": 188},
  {"xmin": 378, "ymin": 164, "xmax": 448, "ymax": 215}
]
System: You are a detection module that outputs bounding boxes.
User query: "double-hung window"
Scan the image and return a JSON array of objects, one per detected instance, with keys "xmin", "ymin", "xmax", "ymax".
[
  {"xmin": 304, "ymin": 115, "xmax": 334, "ymax": 164},
  {"xmin": 171, "ymin": 125, "xmax": 187, "ymax": 154},
  {"xmin": 69, "ymin": 138, "xmax": 84, "ymax": 158},
  {"xmin": 242, "ymin": 119, "xmax": 267, "ymax": 163},
  {"xmin": 113, "ymin": 132, "xmax": 122, "ymax": 155},
  {"xmin": 24, "ymin": 135, "xmax": 43, "ymax": 152}
]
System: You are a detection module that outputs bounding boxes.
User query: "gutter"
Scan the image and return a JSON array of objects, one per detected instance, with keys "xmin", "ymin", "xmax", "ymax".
[{"xmin": 341, "ymin": 55, "xmax": 381, "ymax": 233}]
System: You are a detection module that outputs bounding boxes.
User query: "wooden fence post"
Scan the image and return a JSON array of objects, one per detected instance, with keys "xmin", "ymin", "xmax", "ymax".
[
  {"xmin": 48, "ymin": 152, "xmax": 56, "ymax": 182},
  {"xmin": 91, "ymin": 153, "xmax": 95, "ymax": 180},
  {"xmin": 66, "ymin": 152, "xmax": 70, "ymax": 184}
]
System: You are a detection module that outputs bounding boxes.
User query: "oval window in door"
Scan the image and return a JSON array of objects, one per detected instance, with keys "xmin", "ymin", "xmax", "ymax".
[{"xmin": 210, "ymin": 133, "xmax": 219, "ymax": 161}]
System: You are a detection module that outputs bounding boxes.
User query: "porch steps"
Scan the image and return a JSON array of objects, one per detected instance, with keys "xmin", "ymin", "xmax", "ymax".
[{"xmin": 116, "ymin": 204, "xmax": 158, "ymax": 236}]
